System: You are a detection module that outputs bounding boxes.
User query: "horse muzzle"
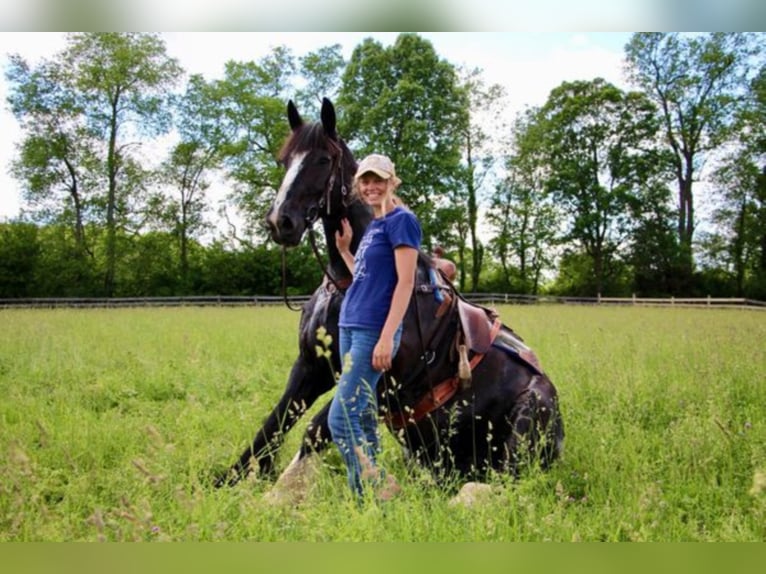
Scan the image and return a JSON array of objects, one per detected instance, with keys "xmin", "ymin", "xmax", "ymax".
[{"xmin": 265, "ymin": 210, "xmax": 305, "ymax": 247}]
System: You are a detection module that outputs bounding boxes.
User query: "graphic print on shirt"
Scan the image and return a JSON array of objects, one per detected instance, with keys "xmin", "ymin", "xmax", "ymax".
[{"xmin": 353, "ymin": 226, "xmax": 382, "ymax": 282}]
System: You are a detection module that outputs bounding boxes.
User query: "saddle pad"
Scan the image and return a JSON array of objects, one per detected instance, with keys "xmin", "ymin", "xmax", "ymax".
[{"xmin": 492, "ymin": 329, "xmax": 544, "ymax": 375}]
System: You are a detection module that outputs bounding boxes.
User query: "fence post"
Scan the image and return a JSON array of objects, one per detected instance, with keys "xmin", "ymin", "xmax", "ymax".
[
  {"xmin": 671, "ymin": 296, "xmax": 675, "ymax": 306},
  {"xmin": 632, "ymin": 293, "xmax": 636, "ymax": 305},
  {"xmin": 598, "ymin": 292, "xmax": 601, "ymax": 304},
  {"xmin": 707, "ymin": 295, "xmax": 711, "ymax": 306}
]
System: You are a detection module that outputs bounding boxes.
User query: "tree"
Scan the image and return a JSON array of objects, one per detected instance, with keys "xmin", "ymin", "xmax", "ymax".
[
  {"xmin": 627, "ymin": 179, "xmax": 682, "ymax": 296},
  {"xmin": 624, "ymin": 32, "xmax": 763, "ymax": 287},
  {"xmin": 337, "ymin": 33, "xmax": 468, "ymax": 244},
  {"xmin": 6, "ymin": 33, "xmax": 183, "ymax": 296},
  {"xmin": 537, "ymin": 78, "xmax": 664, "ymax": 295},
  {"xmin": 6, "ymin": 53, "xmax": 99, "ymax": 258},
  {"xmin": 704, "ymin": 64, "xmax": 766, "ymax": 297},
  {"xmin": 487, "ymin": 109, "xmax": 559, "ymax": 294},
  {"xmin": 0, "ymin": 222, "xmax": 40, "ymax": 297},
  {"xmin": 63, "ymin": 33, "xmax": 182, "ymax": 295},
  {"xmin": 294, "ymin": 44, "xmax": 346, "ymax": 114},
  {"xmin": 209, "ymin": 47, "xmax": 301, "ymax": 240},
  {"xmin": 151, "ymin": 75, "xmax": 226, "ymax": 290},
  {"xmin": 452, "ymin": 67, "xmax": 506, "ymax": 291}
]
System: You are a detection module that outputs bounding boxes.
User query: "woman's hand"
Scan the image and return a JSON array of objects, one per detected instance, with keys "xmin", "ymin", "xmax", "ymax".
[
  {"xmin": 335, "ymin": 218, "xmax": 352, "ymax": 254},
  {"xmin": 372, "ymin": 336, "xmax": 394, "ymax": 372}
]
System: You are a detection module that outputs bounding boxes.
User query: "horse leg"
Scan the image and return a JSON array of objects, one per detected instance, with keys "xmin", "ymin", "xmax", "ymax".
[
  {"xmin": 503, "ymin": 375, "xmax": 564, "ymax": 475},
  {"xmin": 214, "ymin": 358, "xmax": 334, "ymax": 487}
]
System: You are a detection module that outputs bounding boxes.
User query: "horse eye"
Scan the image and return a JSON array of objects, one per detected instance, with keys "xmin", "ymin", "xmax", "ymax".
[{"xmin": 317, "ymin": 156, "xmax": 331, "ymax": 166}]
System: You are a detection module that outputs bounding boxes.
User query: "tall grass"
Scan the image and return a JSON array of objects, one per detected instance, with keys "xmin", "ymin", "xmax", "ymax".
[{"xmin": 1, "ymin": 305, "xmax": 764, "ymax": 541}]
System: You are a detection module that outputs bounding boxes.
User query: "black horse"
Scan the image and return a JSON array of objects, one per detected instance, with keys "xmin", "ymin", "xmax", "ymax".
[{"xmin": 215, "ymin": 98, "xmax": 563, "ymax": 498}]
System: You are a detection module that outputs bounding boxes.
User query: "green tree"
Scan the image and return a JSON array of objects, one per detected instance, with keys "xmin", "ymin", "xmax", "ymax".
[
  {"xmin": 212, "ymin": 47, "xmax": 296, "ymax": 240},
  {"xmin": 624, "ymin": 32, "xmax": 763, "ymax": 288},
  {"xmin": 116, "ymin": 230, "xmax": 181, "ymax": 296},
  {"xmin": 452, "ymin": 67, "xmax": 506, "ymax": 291},
  {"xmin": 537, "ymin": 78, "xmax": 663, "ymax": 295},
  {"xmin": 7, "ymin": 33, "xmax": 183, "ymax": 296},
  {"xmin": 703, "ymin": 65, "xmax": 766, "ymax": 298},
  {"xmin": 294, "ymin": 44, "xmax": 346, "ymax": 114},
  {"xmin": 6, "ymin": 52, "xmax": 99, "ymax": 259},
  {"xmin": 627, "ymin": 179, "xmax": 682, "ymax": 296},
  {"xmin": 487, "ymin": 110, "xmax": 559, "ymax": 294},
  {"xmin": 0, "ymin": 222, "xmax": 40, "ymax": 297},
  {"xmin": 63, "ymin": 33, "xmax": 182, "ymax": 295},
  {"xmin": 707, "ymin": 155, "xmax": 763, "ymax": 296},
  {"xmin": 337, "ymin": 33, "xmax": 468, "ymax": 243},
  {"xmin": 152, "ymin": 74, "xmax": 226, "ymax": 290}
]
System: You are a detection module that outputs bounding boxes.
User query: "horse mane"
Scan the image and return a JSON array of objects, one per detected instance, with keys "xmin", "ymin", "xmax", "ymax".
[{"xmin": 278, "ymin": 122, "xmax": 342, "ymax": 164}]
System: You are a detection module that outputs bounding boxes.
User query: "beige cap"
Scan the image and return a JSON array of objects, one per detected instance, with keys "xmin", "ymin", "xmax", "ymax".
[{"xmin": 354, "ymin": 154, "xmax": 401, "ymax": 186}]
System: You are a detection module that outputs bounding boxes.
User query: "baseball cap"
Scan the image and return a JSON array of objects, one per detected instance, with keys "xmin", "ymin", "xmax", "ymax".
[{"xmin": 354, "ymin": 154, "xmax": 401, "ymax": 186}]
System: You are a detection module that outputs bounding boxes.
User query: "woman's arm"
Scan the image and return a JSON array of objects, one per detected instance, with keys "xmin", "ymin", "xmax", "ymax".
[{"xmin": 372, "ymin": 245, "xmax": 418, "ymax": 372}]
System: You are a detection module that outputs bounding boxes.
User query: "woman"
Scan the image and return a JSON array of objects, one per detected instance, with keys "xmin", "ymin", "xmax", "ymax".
[{"xmin": 328, "ymin": 153, "xmax": 422, "ymax": 501}]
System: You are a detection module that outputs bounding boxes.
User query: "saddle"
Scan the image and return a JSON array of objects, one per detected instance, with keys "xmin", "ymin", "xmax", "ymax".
[
  {"xmin": 385, "ymin": 274, "xmax": 542, "ymax": 431},
  {"xmin": 457, "ymin": 299, "xmax": 500, "ymax": 354},
  {"xmin": 426, "ymin": 262, "xmax": 542, "ymax": 374}
]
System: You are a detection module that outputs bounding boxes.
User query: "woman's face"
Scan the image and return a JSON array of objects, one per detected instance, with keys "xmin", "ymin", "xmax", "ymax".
[{"xmin": 357, "ymin": 173, "xmax": 393, "ymax": 212}]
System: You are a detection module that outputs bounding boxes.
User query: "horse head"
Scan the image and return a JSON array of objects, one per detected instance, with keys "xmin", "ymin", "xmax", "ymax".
[{"xmin": 266, "ymin": 98, "xmax": 357, "ymax": 247}]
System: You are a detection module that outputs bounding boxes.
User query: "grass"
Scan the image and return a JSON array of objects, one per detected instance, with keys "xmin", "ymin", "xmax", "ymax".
[{"xmin": 0, "ymin": 305, "xmax": 764, "ymax": 541}]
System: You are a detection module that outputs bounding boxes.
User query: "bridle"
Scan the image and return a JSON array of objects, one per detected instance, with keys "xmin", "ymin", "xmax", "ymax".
[
  {"xmin": 281, "ymin": 143, "xmax": 350, "ymax": 310},
  {"xmin": 303, "ymin": 142, "xmax": 348, "ymax": 226}
]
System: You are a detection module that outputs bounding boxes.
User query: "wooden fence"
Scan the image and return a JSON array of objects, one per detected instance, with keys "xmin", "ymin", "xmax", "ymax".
[{"xmin": 1, "ymin": 294, "xmax": 764, "ymax": 310}]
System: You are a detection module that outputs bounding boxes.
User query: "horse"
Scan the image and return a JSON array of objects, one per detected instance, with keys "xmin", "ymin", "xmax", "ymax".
[{"xmin": 214, "ymin": 97, "xmax": 564, "ymax": 502}]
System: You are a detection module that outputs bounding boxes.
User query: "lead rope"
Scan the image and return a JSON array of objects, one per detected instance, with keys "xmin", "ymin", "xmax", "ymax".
[
  {"xmin": 281, "ymin": 247, "xmax": 304, "ymax": 312},
  {"xmin": 308, "ymin": 225, "xmax": 346, "ymax": 293}
]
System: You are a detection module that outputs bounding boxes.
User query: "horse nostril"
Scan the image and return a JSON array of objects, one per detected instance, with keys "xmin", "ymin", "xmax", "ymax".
[{"xmin": 280, "ymin": 215, "xmax": 294, "ymax": 232}]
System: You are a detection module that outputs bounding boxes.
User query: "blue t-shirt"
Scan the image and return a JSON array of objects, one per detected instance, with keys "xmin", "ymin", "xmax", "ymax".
[{"xmin": 339, "ymin": 206, "xmax": 422, "ymax": 330}]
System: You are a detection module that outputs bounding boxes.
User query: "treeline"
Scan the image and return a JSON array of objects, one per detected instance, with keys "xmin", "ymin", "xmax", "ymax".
[{"xmin": 3, "ymin": 33, "xmax": 766, "ymax": 299}]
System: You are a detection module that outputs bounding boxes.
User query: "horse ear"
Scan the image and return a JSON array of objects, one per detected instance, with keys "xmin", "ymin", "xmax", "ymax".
[
  {"xmin": 320, "ymin": 97, "xmax": 337, "ymax": 140},
  {"xmin": 287, "ymin": 100, "xmax": 303, "ymax": 132}
]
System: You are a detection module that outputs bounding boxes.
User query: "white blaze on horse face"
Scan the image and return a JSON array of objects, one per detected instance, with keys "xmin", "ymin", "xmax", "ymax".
[{"xmin": 268, "ymin": 150, "xmax": 308, "ymax": 229}]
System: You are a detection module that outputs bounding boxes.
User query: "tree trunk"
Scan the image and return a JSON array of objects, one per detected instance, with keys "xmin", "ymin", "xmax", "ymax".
[
  {"xmin": 104, "ymin": 93, "xmax": 120, "ymax": 297},
  {"xmin": 676, "ymin": 155, "xmax": 696, "ymax": 287}
]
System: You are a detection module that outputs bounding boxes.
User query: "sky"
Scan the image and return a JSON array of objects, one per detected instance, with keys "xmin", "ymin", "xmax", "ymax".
[{"xmin": 0, "ymin": 31, "xmax": 634, "ymax": 221}]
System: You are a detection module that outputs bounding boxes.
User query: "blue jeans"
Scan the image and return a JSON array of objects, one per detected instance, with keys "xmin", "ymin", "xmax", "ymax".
[{"xmin": 328, "ymin": 325, "xmax": 402, "ymax": 497}]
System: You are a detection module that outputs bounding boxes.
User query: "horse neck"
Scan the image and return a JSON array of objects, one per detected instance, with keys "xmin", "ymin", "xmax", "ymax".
[{"xmin": 321, "ymin": 199, "xmax": 373, "ymax": 283}]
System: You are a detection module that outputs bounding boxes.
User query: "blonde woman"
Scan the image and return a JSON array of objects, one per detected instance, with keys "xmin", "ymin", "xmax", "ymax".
[{"xmin": 329, "ymin": 153, "xmax": 422, "ymax": 501}]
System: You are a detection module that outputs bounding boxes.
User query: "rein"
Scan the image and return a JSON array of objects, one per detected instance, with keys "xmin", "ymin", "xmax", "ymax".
[
  {"xmin": 308, "ymin": 225, "xmax": 349, "ymax": 293},
  {"xmin": 281, "ymin": 247, "xmax": 305, "ymax": 312}
]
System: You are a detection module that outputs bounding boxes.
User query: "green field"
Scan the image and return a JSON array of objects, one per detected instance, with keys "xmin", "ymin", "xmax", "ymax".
[{"xmin": 1, "ymin": 305, "xmax": 764, "ymax": 541}]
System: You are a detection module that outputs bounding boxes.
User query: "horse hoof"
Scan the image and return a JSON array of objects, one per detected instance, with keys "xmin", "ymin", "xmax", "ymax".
[{"xmin": 262, "ymin": 452, "xmax": 320, "ymax": 506}]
